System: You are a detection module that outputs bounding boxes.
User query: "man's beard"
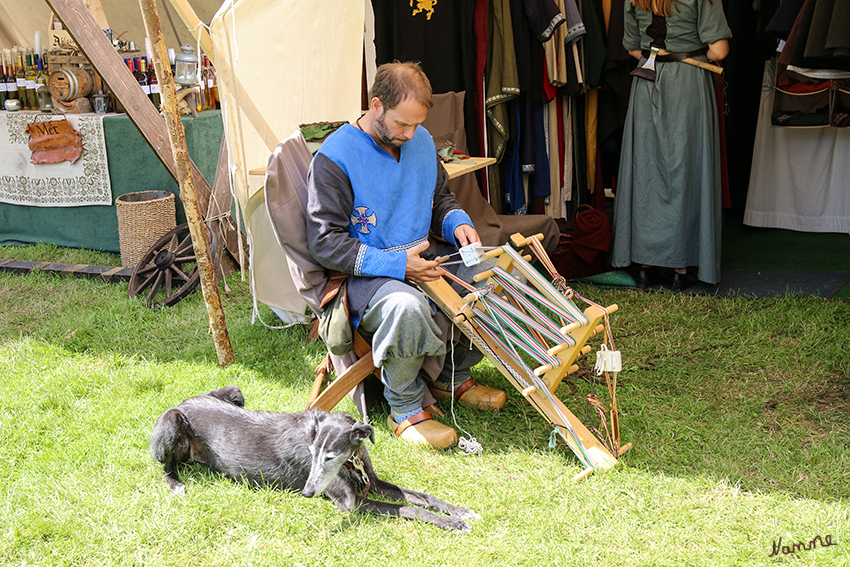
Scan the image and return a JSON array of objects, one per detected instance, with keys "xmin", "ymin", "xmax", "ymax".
[{"xmin": 374, "ymin": 112, "xmax": 408, "ymax": 148}]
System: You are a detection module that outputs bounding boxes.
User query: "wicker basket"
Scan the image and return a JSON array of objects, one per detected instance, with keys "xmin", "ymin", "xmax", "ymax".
[{"xmin": 115, "ymin": 191, "xmax": 177, "ymax": 268}]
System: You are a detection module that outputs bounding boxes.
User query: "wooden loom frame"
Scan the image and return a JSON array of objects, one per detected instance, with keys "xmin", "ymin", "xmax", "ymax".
[{"xmin": 419, "ymin": 233, "xmax": 631, "ymax": 482}]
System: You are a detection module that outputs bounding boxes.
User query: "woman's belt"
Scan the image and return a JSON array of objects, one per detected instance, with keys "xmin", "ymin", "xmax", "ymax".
[{"xmin": 641, "ymin": 47, "xmax": 708, "ymax": 62}]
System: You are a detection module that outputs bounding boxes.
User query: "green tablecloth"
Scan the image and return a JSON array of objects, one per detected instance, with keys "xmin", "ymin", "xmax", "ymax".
[{"xmin": 0, "ymin": 110, "xmax": 223, "ymax": 254}]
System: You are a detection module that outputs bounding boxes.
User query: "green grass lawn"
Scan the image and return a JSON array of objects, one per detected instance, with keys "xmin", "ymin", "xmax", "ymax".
[{"xmin": 1, "ymin": 244, "xmax": 848, "ymax": 566}]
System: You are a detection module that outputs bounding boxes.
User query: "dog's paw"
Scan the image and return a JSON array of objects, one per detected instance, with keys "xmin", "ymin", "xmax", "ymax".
[
  {"xmin": 452, "ymin": 508, "xmax": 481, "ymax": 521},
  {"xmin": 166, "ymin": 480, "xmax": 187, "ymax": 497},
  {"xmin": 449, "ymin": 518, "xmax": 472, "ymax": 533}
]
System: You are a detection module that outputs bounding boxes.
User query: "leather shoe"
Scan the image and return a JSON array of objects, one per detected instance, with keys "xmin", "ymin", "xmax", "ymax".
[
  {"xmin": 387, "ymin": 410, "xmax": 457, "ymax": 450},
  {"xmin": 429, "ymin": 378, "xmax": 507, "ymax": 410},
  {"xmin": 671, "ymin": 271, "xmax": 692, "ymax": 291},
  {"xmin": 636, "ymin": 267, "xmax": 654, "ymax": 290}
]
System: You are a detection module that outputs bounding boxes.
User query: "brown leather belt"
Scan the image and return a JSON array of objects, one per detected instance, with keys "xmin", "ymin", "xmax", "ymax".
[{"xmin": 642, "ymin": 47, "xmax": 707, "ymax": 62}]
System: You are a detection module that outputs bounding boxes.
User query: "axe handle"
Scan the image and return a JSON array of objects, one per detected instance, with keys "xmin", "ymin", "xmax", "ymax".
[{"xmin": 658, "ymin": 49, "xmax": 724, "ymax": 75}]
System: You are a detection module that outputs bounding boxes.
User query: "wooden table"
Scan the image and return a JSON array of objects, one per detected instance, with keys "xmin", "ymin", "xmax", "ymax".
[
  {"xmin": 442, "ymin": 156, "xmax": 495, "ymax": 179},
  {"xmin": 0, "ymin": 110, "xmax": 223, "ymax": 253},
  {"xmin": 248, "ymin": 156, "xmax": 495, "ymax": 179}
]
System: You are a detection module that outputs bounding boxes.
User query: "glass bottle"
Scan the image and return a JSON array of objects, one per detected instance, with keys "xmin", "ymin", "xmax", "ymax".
[
  {"xmin": 147, "ymin": 59, "xmax": 161, "ymax": 109},
  {"xmin": 16, "ymin": 53, "xmax": 29, "ymax": 109},
  {"xmin": 203, "ymin": 55, "xmax": 218, "ymax": 109},
  {"xmin": 0, "ymin": 51, "xmax": 7, "ymax": 107},
  {"xmin": 197, "ymin": 54, "xmax": 209, "ymax": 111},
  {"xmin": 135, "ymin": 58, "xmax": 151, "ymax": 98},
  {"xmin": 25, "ymin": 54, "xmax": 39, "ymax": 111},
  {"xmin": 5, "ymin": 50, "xmax": 17, "ymax": 102},
  {"xmin": 36, "ymin": 59, "xmax": 52, "ymax": 112}
]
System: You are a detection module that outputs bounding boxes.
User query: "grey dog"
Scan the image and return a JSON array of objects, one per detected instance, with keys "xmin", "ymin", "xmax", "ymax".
[{"xmin": 150, "ymin": 386, "xmax": 479, "ymax": 531}]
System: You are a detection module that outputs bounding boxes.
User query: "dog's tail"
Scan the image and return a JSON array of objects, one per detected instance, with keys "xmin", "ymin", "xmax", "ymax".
[
  {"xmin": 150, "ymin": 408, "xmax": 193, "ymax": 463},
  {"xmin": 150, "ymin": 408, "xmax": 196, "ymax": 494}
]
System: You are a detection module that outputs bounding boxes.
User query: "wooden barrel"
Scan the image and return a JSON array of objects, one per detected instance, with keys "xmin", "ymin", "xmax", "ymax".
[{"xmin": 47, "ymin": 66, "xmax": 93, "ymax": 102}]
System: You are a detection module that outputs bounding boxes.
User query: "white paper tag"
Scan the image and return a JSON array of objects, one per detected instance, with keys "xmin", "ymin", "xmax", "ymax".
[
  {"xmin": 459, "ymin": 243, "xmax": 485, "ymax": 267},
  {"xmin": 595, "ymin": 344, "xmax": 622, "ymax": 374}
]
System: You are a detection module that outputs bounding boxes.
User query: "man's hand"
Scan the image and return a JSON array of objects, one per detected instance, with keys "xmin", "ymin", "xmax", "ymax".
[
  {"xmin": 405, "ymin": 241, "xmax": 443, "ymax": 283},
  {"xmin": 454, "ymin": 224, "xmax": 481, "ymax": 248}
]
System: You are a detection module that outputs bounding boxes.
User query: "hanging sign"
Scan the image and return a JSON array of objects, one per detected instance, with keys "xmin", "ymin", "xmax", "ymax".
[{"xmin": 26, "ymin": 118, "xmax": 84, "ymax": 165}]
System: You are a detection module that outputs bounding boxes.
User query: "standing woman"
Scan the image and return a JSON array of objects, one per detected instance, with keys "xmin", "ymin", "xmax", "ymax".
[{"xmin": 611, "ymin": 0, "xmax": 731, "ymax": 290}]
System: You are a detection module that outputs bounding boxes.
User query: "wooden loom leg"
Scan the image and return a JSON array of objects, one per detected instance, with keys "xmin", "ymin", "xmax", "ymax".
[
  {"xmin": 306, "ymin": 331, "xmax": 376, "ymax": 412},
  {"xmin": 306, "ymin": 352, "xmax": 377, "ymax": 412}
]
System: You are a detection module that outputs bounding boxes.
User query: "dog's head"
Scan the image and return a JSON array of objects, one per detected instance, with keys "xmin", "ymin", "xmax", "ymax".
[{"xmin": 302, "ymin": 412, "xmax": 374, "ymax": 498}]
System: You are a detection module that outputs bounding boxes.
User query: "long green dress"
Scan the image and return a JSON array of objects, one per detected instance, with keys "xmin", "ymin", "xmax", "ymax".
[{"xmin": 611, "ymin": 0, "xmax": 731, "ymax": 284}]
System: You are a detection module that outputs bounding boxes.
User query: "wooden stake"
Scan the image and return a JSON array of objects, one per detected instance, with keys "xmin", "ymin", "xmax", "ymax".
[{"xmin": 138, "ymin": 0, "xmax": 233, "ymax": 367}]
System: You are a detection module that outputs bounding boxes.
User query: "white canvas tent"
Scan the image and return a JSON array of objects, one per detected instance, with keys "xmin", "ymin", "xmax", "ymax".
[{"xmin": 209, "ymin": 0, "xmax": 364, "ymax": 324}]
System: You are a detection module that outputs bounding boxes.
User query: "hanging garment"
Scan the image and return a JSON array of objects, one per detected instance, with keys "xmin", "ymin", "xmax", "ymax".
[
  {"xmin": 485, "ymin": 0, "xmax": 521, "ymax": 212},
  {"xmin": 371, "ymin": 0, "xmax": 481, "ymax": 154},
  {"xmin": 804, "ymin": 0, "xmax": 850, "ymax": 61},
  {"xmin": 544, "ymin": 0, "xmax": 587, "ymax": 87},
  {"xmin": 474, "ymin": 0, "xmax": 489, "ymax": 198},
  {"xmin": 779, "ymin": 0, "xmax": 850, "ymax": 70},
  {"xmin": 512, "ymin": 0, "xmax": 567, "ymax": 167}
]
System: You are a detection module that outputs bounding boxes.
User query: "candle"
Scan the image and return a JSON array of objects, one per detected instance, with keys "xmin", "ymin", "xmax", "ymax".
[{"xmin": 34, "ymin": 30, "xmax": 41, "ymax": 57}]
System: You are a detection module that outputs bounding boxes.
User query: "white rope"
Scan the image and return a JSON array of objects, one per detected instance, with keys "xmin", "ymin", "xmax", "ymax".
[{"xmin": 448, "ymin": 326, "xmax": 483, "ymax": 455}]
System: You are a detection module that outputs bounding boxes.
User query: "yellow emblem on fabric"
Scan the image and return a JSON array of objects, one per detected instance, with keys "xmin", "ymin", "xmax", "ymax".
[{"xmin": 411, "ymin": 0, "xmax": 437, "ymax": 20}]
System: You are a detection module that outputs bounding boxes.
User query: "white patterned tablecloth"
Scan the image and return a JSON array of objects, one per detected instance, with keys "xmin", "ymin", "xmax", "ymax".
[{"xmin": 0, "ymin": 111, "xmax": 112, "ymax": 207}]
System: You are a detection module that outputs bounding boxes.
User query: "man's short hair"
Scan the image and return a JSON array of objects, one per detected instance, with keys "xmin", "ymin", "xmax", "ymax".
[{"xmin": 370, "ymin": 61, "xmax": 433, "ymax": 111}]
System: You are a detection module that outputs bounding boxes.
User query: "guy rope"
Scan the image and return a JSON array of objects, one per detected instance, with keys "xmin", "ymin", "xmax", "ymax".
[{"xmin": 420, "ymin": 233, "xmax": 631, "ymax": 481}]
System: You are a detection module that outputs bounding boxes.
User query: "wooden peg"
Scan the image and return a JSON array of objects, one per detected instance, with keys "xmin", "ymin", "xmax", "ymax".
[
  {"xmin": 561, "ymin": 322, "xmax": 581, "ymax": 335},
  {"xmin": 572, "ymin": 467, "xmax": 595, "ymax": 483}
]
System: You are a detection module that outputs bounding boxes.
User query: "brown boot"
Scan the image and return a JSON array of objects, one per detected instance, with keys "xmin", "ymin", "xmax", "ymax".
[
  {"xmin": 429, "ymin": 378, "xmax": 507, "ymax": 410},
  {"xmin": 387, "ymin": 410, "xmax": 457, "ymax": 450}
]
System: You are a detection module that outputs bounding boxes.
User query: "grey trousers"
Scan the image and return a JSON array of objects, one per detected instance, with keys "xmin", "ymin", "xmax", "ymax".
[
  {"xmin": 359, "ymin": 260, "xmax": 491, "ymax": 423},
  {"xmin": 359, "ymin": 279, "xmax": 445, "ymax": 421}
]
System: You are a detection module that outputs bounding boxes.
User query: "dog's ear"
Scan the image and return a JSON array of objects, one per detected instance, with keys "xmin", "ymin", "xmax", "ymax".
[
  {"xmin": 309, "ymin": 412, "xmax": 322, "ymax": 439},
  {"xmin": 350, "ymin": 423, "xmax": 375, "ymax": 444}
]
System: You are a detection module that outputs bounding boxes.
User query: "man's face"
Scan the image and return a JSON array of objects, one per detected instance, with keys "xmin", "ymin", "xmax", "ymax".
[{"xmin": 373, "ymin": 98, "xmax": 429, "ymax": 149}]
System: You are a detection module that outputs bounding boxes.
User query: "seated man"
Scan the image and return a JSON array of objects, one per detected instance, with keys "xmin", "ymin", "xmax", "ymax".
[{"xmin": 306, "ymin": 61, "xmax": 506, "ymax": 449}]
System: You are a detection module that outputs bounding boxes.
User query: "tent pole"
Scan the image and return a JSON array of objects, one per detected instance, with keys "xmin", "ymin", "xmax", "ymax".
[{"xmin": 138, "ymin": 0, "xmax": 234, "ymax": 367}]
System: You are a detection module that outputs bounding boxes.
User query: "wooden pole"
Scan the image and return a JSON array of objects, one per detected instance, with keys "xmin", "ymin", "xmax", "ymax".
[{"xmin": 138, "ymin": 0, "xmax": 233, "ymax": 367}]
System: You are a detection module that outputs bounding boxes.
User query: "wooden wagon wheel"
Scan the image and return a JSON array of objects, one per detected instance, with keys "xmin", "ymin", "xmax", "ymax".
[{"xmin": 128, "ymin": 223, "xmax": 217, "ymax": 308}]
